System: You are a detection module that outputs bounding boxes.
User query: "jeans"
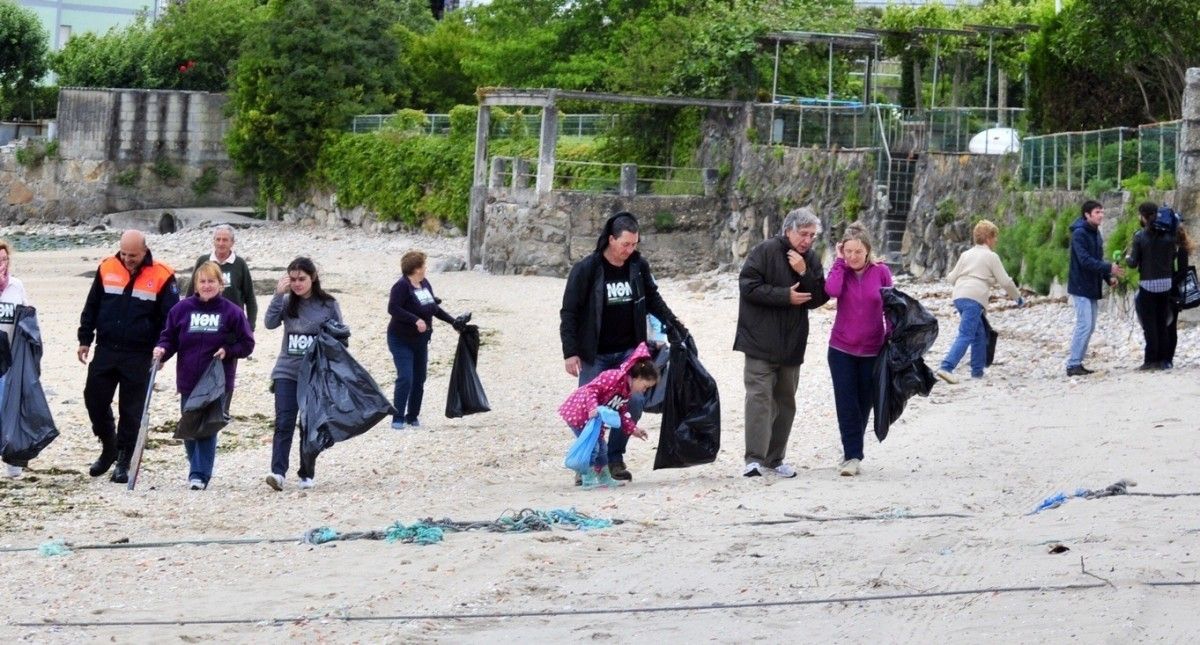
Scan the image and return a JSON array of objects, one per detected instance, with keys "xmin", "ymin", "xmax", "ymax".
[
  {"xmin": 1135, "ymin": 288, "xmax": 1172, "ymax": 366},
  {"xmin": 578, "ymin": 349, "xmax": 644, "ymax": 465},
  {"xmin": 1067, "ymin": 296, "xmax": 1099, "ymax": 368},
  {"xmin": 828, "ymin": 347, "xmax": 877, "ymax": 462},
  {"xmin": 570, "ymin": 424, "xmax": 609, "ymax": 470},
  {"xmin": 387, "ymin": 332, "xmax": 429, "ymax": 424},
  {"xmin": 180, "ymin": 395, "xmax": 224, "ymax": 485},
  {"xmin": 271, "ymin": 378, "xmax": 315, "ymax": 479},
  {"xmin": 940, "ymin": 298, "xmax": 987, "ymax": 378}
]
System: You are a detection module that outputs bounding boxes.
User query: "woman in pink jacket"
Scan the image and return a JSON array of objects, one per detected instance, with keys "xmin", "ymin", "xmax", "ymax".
[
  {"xmin": 559, "ymin": 342, "xmax": 657, "ymax": 489},
  {"xmin": 825, "ymin": 223, "xmax": 893, "ymax": 477}
]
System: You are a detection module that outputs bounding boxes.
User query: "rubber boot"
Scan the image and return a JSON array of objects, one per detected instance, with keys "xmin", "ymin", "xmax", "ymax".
[
  {"xmin": 110, "ymin": 451, "xmax": 130, "ymax": 484},
  {"xmin": 596, "ymin": 466, "xmax": 624, "ymax": 489},
  {"xmin": 580, "ymin": 469, "xmax": 601, "ymax": 490},
  {"xmin": 88, "ymin": 435, "xmax": 117, "ymax": 477}
]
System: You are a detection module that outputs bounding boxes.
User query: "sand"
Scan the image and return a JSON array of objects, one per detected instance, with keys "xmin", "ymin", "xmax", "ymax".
[{"xmin": 0, "ymin": 222, "xmax": 1197, "ymax": 642}]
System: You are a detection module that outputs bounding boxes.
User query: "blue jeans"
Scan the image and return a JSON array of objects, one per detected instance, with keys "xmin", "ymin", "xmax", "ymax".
[
  {"xmin": 828, "ymin": 347, "xmax": 877, "ymax": 462},
  {"xmin": 271, "ymin": 378, "xmax": 315, "ymax": 479},
  {"xmin": 387, "ymin": 333, "xmax": 429, "ymax": 424},
  {"xmin": 1067, "ymin": 296, "xmax": 1099, "ymax": 368},
  {"xmin": 579, "ymin": 349, "xmax": 644, "ymax": 465},
  {"xmin": 179, "ymin": 394, "xmax": 226, "ymax": 485},
  {"xmin": 940, "ymin": 298, "xmax": 987, "ymax": 378}
]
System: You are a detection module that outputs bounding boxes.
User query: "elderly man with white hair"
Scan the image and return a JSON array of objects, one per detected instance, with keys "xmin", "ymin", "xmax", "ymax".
[{"xmin": 187, "ymin": 224, "xmax": 257, "ymax": 330}]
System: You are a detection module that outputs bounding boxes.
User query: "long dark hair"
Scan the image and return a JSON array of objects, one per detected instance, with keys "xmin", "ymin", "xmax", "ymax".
[{"xmin": 284, "ymin": 256, "xmax": 335, "ymax": 318}]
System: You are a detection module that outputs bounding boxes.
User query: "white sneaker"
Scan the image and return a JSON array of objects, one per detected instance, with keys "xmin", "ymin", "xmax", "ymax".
[
  {"xmin": 4, "ymin": 464, "xmax": 23, "ymax": 478},
  {"xmin": 839, "ymin": 459, "xmax": 861, "ymax": 477},
  {"xmin": 264, "ymin": 473, "xmax": 284, "ymax": 491},
  {"xmin": 298, "ymin": 477, "xmax": 315, "ymax": 490},
  {"xmin": 742, "ymin": 462, "xmax": 763, "ymax": 477},
  {"xmin": 771, "ymin": 464, "xmax": 798, "ymax": 478},
  {"xmin": 188, "ymin": 478, "xmax": 205, "ymax": 490},
  {"xmin": 935, "ymin": 369, "xmax": 959, "ymax": 385}
]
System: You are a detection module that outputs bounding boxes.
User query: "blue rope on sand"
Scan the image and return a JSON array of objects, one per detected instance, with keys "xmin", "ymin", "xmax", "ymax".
[
  {"xmin": 306, "ymin": 508, "xmax": 616, "ymax": 546},
  {"xmin": 37, "ymin": 540, "xmax": 71, "ymax": 557}
]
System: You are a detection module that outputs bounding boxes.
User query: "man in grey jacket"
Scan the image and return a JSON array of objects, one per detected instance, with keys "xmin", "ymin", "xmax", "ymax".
[{"xmin": 733, "ymin": 208, "xmax": 829, "ymax": 478}]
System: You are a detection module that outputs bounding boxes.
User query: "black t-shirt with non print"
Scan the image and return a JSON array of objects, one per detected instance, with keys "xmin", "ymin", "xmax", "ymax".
[{"xmin": 597, "ymin": 258, "xmax": 636, "ymax": 354}]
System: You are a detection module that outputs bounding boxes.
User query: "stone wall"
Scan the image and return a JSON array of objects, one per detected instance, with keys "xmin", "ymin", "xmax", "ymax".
[{"xmin": 1, "ymin": 88, "xmax": 253, "ymax": 224}]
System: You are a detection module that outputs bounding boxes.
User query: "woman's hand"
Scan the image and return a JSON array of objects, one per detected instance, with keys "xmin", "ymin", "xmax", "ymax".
[
  {"xmin": 835, "ymin": 241, "xmax": 845, "ymax": 260},
  {"xmin": 213, "ymin": 347, "xmax": 227, "ymax": 360},
  {"xmin": 415, "ymin": 319, "xmax": 427, "ymax": 333},
  {"xmin": 632, "ymin": 427, "xmax": 649, "ymax": 440},
  {"xmin": 275, "ymin": 275, "xmax": 290, "ymax": 294}
]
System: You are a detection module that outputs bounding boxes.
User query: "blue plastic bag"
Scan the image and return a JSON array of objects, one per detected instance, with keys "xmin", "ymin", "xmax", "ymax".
[{"xmin": 564, "ymin": 407, "xmax": 622, "ymax": 473}]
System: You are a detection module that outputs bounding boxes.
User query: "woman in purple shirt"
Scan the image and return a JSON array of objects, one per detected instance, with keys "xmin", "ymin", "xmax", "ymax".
[
  {"xmin": 825, "ymin": 223, "xmax": 893, "ymax": 477},
  {"xmin": 154, "ymin": 261, "xmax": 255, "ymax": 489},
  {"xmin": 387, "ymin": 250, "xmax": 462, "ymax": 430}
]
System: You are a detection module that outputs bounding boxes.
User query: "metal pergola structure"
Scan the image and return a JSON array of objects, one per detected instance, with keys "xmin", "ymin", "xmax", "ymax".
[{"xmin": 758, "ymin": 31, "xmax": 882, "ymax": 107}]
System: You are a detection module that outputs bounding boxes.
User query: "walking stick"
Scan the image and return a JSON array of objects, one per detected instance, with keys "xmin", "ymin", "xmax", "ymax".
[{"xmin": 127, "ymin": 358, "xmax": 159, "ymax": 491}]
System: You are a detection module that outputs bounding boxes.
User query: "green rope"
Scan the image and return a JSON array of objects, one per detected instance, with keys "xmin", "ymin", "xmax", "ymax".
[
  {"xmin": 308, "ymin": 508, "xmax": 616, "ymax": 547},
  {"xmin": 305, "ymin": 527, "xmax": 339, "ymax": 545},
  {"xmin": 385, "ymin": 523, "xmax": 445, "ymax": 545},
  {"xmin": 37, "ymin": 540, "xmax": 71, "ymax": 557}
]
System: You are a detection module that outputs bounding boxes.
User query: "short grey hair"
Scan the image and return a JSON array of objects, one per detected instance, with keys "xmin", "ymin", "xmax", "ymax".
[
  {"xmin": 213, "ymin": 224, "xmax": 235, "ymax": 240},
  {"xmin": 782, "ymin": 207, "xmax": 822, "ymax": 236}
]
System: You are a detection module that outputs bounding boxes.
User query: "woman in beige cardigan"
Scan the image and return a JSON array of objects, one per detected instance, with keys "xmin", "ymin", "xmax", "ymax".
[{"xmin": 936, "ymin": 220, "xmax": 1023, "ymax": 383}]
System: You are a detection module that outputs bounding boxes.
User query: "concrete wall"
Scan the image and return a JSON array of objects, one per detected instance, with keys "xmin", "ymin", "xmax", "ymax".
[{"xmin": 1, "ymin": 88, "xmax": 252, "ymax": 224}]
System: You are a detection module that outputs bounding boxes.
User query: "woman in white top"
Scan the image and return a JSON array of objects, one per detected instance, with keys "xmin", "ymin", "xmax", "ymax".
[
  {"xmin": 0, "ymin": 239, "xmax": 31, "ymax": 477},
  {"xmin": 936, "ymin": 220, "xmax": 1023, "ymax": 383}
]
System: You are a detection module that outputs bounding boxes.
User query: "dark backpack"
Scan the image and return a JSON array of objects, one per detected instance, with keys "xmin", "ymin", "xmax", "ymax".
[{"xmin": 1153, "ymin": 206, "xmax": 1180, "ymax": 234}]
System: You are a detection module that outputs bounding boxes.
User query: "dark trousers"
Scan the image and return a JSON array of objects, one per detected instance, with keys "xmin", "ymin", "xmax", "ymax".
[
  {"xmin": 579, "ymin": 349, "xmax": 644, "ymax": 466},
  {"xmin": 387, "ymin": 332, "xmax": 429, "ymax": 424},
  {"xmin": 1135, "ymin": 288, "xmax": 1172, "ymax": 366},
  {"xmin": 84, "ymin": 346, "xmax": 152, "ymax": 460},
  {"xmin": 828, "ymin": 347, "xmax": 877, "ymax": 462},
  {"xmin": 1165, "ymin": 305, "xmax": 1179, "ymax": 365},
  {"xmin": 271, "ymin": 378, "xmax": 315, "ymax": 479}
]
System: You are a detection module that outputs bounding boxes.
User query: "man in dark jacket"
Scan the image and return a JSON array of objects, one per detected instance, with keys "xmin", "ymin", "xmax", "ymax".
[
  {"xmin": 1066, "ymin": 200, "xmax": 1124, "ymax": 376},
  {"xmin": 186, "ymin": 224, "xmax": 257, "ymax": 331},
  {"xmin": 734, "ymin": 207, "xmax": 829, "ymax": 478},
  {"xmin": 77, "ymin": 230, "xmax": 179, "ymax": 483},
  {"xmin": 560, "ymin": 211, "xmax": 687, "ymax": 481}
]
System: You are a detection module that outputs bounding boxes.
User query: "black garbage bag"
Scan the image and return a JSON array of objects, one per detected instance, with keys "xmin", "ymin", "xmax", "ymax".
[
  {"xmin": 874, "ymin": 288, "xmax": 938, "ymax": 442},
  {"xmin": 0, "ymin": 306, "xmax": 59, "ymax": 463},
  {"xmin": 653, "ymin": 334, "xmax": 721, "ymax": 469},
  {"xmin": 641, "ymin": 342, "xmax": 671, "ymax": 414},
  {"xmin": 174, "ymin": 358, "xmax": 229, "ymax": 440},
  {"xmin": 446, "ymin": 324, "xmax": 490, "ymax": 418},
  {"xmin": 981, "ymin": 312, "xmax": 998, "ymax": 367},
  {"xmin": 299, "ymin": 322, "xmax": 396, "ymax": 459}
]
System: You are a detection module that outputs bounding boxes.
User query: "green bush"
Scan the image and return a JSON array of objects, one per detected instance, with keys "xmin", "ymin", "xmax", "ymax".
[
  {"xmin": 115, "ymin": 168, "xmax": 140, "ymax": 186},
  {"xmin": 13, "ymin": 139, "xmax": 57, "ymax": 168},
  {"xmin": 151, "ymin": 158, "xmax": 182, "ymax": 183},
  {"xmin": 995, "ymin": 205, "xmax": 1076, "ymax": 295},
  {"xmin": 1154, "ymin": 172, "xmax": 1176, "ymax": 190},
  {"xmin": 191, "ymin": 167, "xmax": 220, "ymax": 196}
]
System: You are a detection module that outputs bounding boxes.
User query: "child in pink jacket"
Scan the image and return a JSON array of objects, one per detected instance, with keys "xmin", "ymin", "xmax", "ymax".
[{"xmin": 559, "ymin": 342, "xmax": 659, "ymax": 488}]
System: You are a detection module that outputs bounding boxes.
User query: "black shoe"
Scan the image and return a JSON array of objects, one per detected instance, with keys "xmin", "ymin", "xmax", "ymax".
[
  {"xmin": 1066, "ymin": 365, "xmax": 1093, "ymax": 377},
  {"xmin": 110, "ymin": 451, "xmax": 129, "ymax": 484},
  {"xmin": 609, "ymin": 463, "xmax": 633, "ymax": 482},
  {"xmin": 88, "ymin": 443, "xmax": 117, "ymax": 477},
  {"xmin": 574, "ymin": 472, "xmax": 582, "ymax": 487}
]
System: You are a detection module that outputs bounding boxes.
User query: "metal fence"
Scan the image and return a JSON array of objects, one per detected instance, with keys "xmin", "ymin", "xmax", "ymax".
[
  {"xmin": 549, "ymin": 160, "xmax": 708, "ymax": 196},
  {"xmin": 1020, "ymin": 121, "xmax": 1180, "ymax": 190},
  {"xmin": 350, "ymin": 113, "xmax": 619, "ymax": 137},
  {"xmin": 766, "ymin": 104, "xmax": 880, "ymax": 149}
]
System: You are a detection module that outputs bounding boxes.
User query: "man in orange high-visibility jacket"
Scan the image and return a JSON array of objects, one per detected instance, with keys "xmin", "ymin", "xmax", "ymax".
[{"xmin": 77, "ymin": 230, "xmax": 179, "ymax": 484}]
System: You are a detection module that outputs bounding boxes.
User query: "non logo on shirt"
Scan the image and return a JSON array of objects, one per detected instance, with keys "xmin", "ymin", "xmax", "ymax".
[
  {"xmin": 287, "ymin": 333, "xmax": 316, "ymax": 355},
  {"xmin": 603, "ymin": 393, "xmax": 629, "ymax": 412},
  {"xmin": 414, "ymin": 288, "xmax": 435, "ymax": 306},
  {"xmin": 188, "ymin": 312, "xmax": 222, "ymax": 333},
  {"xmin": 0, "ymin": 302, "xmax": 14, "ymax": 325},
  {"xmin": 605, "ymin": 280, "xmax": 632, "ymax": 305}
]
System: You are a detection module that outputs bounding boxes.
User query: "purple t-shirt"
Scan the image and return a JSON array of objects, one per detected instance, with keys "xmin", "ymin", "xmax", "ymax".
[
  {"xmin": 156, "ymin": 295, "xmax": 255, "ymax": 395},
  {"xmin": 825, "ymin": 258, "xmax": 894, "ymax": 357}
]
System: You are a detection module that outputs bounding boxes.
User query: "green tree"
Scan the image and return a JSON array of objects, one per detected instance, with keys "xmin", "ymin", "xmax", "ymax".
[
  {"xmin": 227, "ymin": 0, "xmax": 404, "ymax": 206},
  {"xmin": 143, "ymin": 0, "xmax": 267, "ymax": 92},
  {"xmin": 52, "ymin": 16, "xmax": 155, "ymax": 88},
  {"xmin": 0, "ymin": 0, "xmax": 49, "ymax": 116}
]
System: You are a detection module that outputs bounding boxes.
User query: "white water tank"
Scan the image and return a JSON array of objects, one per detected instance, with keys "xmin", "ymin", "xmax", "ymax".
[{"xmin": 968, "ymin": 127, "xmax": 1020, "ymax": 155}]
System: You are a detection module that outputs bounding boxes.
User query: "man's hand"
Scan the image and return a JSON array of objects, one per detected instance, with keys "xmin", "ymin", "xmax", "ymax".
[
  {"xmin": 415, "ymin": 319, "xmax": 427, "ymax": 333},
  {"xmin": 786, "ymin": 249, "xmax": 807, "ymax": 275},
  {"xmin": 152, "ymin": 347, "xmax": 165, "ymax": 362},
  {"xmin": 565, "ymin": 356, "xmax": 581, "ymax": 377},
  {"xmin": 632, "ymin": 427, "xmax": 649, "ymax": 440},
  {"xmin": 77, "ymin": 345, "xmax": 90, "ymax": 365},
  {"xmin": 789, "ymin": 284, "xmax": 813, "ymax": 306},
  {"xmin": 1111, "ymin": 263, "xmax": 1125, "ymax": 279}
]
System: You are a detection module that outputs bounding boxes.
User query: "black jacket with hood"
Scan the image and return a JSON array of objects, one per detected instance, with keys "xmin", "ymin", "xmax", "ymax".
[
  {"xmin": 559, "ymin": 213, "xmax": 686, "ymax": 363},
  {"xmin": 733, "ymin": 235, "xmax": 829, "ymax": 365}
]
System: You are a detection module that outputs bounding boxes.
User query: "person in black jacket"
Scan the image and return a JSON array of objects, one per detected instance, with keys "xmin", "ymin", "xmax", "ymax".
[
  {"xmin": 1126, "ymin": 203, "xmax": 1180, "ymax": 370},
  {"xmin": 560, "ymin": 212, "xmax": 687, "ymax": 482},
  {"xmin": 77, "ymin": 230, "xmax": 179, "ymax": 483},
  {"xmin": 733, "ymin": 207, "xmax": 829, "ymax": 478}
]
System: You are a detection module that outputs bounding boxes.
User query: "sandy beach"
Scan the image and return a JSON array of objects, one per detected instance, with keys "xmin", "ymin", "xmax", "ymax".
[{"xmin": 0, "ymin": 222, "xmax": 1198, "ymax": 642}]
